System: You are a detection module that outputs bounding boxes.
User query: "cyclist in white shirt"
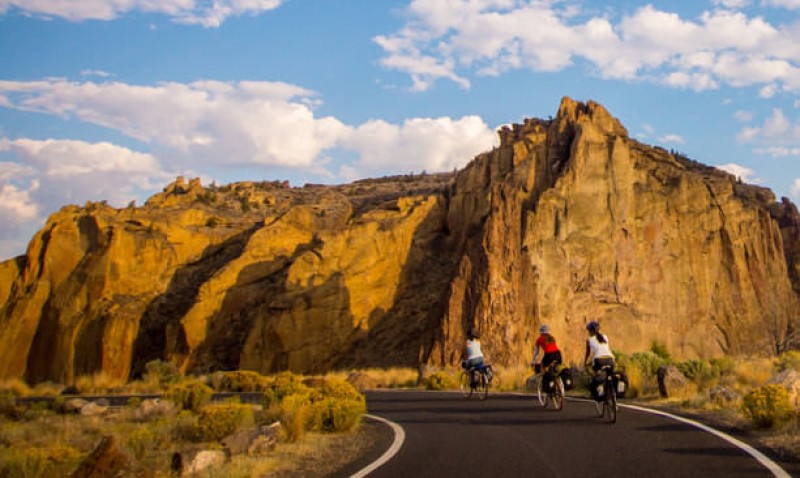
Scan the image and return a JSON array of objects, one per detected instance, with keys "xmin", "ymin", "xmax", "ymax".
[
  {"xmin": 584, "ymin": 321, "xmax": 614, "ymax": 371},
  {"xmin": 462, "ymin": 328, "xmax": 485, "ymax": 370}
]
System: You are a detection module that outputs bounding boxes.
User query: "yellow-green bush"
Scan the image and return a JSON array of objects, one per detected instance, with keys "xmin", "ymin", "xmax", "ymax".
[
  {"xmin": 192, "ymin": 403, "xmax": 253, "ymax": 442},
  {"xmin": 311, "ymin": 379, "xmax": 366, "ymax": 433},
  {"xmin": 776, "ymin": 350, "xmax": 800, "ymax": 372},
  {"xmin": 165, "ymin": 380, "xmax": 214, "ymax": 412},
  {"xmin": 0, "ymin": 379, "xmax": 30, "ymax": 397},
  {"xmin": 144, "ymin": 359, "xmax": 182, "ymax": 387},
  {"xmin": 216, "ymin": 370, "xmax": 271, "ymax": 392},
  {"xmin": 262, "ymin": 372, "xmax": 311, "ymax": 409},
  {"xmin": 424, "ymin": 371, "xmax": 457, "ymax": 390},
  {"xmin": 126, "ymin": 426, "xmax": 156, "ymax": 459},
  {"xmin": 741, "ymin": 384, "xmax": 795, "ymax": 428},
  {"xmin": 0, "ymin": 445, "xmax": 82, "ymax": 478}
]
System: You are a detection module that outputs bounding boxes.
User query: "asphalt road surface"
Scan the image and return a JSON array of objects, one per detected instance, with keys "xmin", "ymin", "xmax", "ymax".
[{"xmin": 359, "ymin": 390, "xmax": 798, "ymax": 478}]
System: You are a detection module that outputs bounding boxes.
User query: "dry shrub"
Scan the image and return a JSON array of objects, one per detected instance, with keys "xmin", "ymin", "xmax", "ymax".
[
  {"xmin": 29, "ymin": 381, "xmax": 63, "ymax": 397},
  {"xmin": 734, "ymin": 357, "xmax": 775, "ymax": 390},
  {"xmin": 0, "ymin": 379, "xmax": 31, "ymax": 397},
  {"xmin": 164, "ymin": 380, "xmax": 213, "ymax": 412},
  {"xmin": 424, "ymin": 371, "xmax": 456, "ymax": 390},
  {"xmin": 126, "ymin": 426, "xmax": 156, "ymax": 459},
  {"xmin": 74, "ymin": 372, "xmax": 123, "ymax": 394},
  {"xmin": 741, "ymin": 384, "xmax": 795, "ymax": 428},
  {"xmin": 359, "ymin": 368, "xmax": 418, "ymax": 388}
]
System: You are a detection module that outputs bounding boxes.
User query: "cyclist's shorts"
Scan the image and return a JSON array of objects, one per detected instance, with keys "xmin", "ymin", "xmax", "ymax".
[{"xmin": 542, "ymin": 351, "xmax": 562, "ymax": 368}]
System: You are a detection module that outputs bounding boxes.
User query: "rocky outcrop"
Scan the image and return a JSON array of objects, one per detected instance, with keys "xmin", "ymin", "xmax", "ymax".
[{"xmin": 1, "ymin": 97, "xmax": 798, "ymax": 384}]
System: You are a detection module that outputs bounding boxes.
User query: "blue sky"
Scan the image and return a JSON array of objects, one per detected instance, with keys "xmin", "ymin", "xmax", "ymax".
[{"xmin": 1, "ymin": 0, "xmax": 800, "ymax": 260}]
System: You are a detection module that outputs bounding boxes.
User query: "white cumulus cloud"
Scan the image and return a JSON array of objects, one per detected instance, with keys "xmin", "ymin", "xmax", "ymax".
[
  {"xmin": 717, "ymin": 162, "xmax": 756, "ymax": 183},
  {"xmin": 375, "ymin": 2, "xmax": 800, "ymax": 93},
  {"xmin": 0, "ymin": 0, "xmax": 284, "ymax": 27}
]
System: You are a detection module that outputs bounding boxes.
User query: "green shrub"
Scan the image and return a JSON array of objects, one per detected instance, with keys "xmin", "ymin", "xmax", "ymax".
[
  {"xmin": 776, "ymin": 350, "xmax": 800, "ymax": 372},
  {"xmin": 192, "ymin": 403, "xmax": 253, "ymax": 442},
  {"xmin": 165, "ymin": 380, "xmax": 213, "ymax": 412},
  {"xmin": 127, "ymin": 426, "xmax": 156, "ymax": 459},
  {"xmin": 741, "ymin": 384, "xmax": 795, "ymax": 428},
  {"xmin": 262, "ymin": 372, "xmax": 311, "ymax": 409},
  {"xmin": 619, "ymin": 351, "xmax": 669, "ymax": 378},
  {"xmin": 709, "ymin": 356, "xmax": 736, "ymax": 376},
  {"xmin": 0, "ymin": 392, "xmax": 27, "ymax": 421},
  {"xmin": 650, "ymin": 341, "xmax": 672, "ymax": 361},
  {"xmin": 276, "ymin": 393, "xmax": 315, "ymax": 443},
  {"xmin": 424, "ymin": 371, "xmax": 457, "ymax": 390},
  {"xmin": 311, "ymin": 379, "xmax": 366, "ymax": 433},
  {"xmin": 144, "ymin": 359, "xmax": 182, "ymax": 387},
  {"xmin": 217, "ymin": 370, "xmax": 271, "ymax": 392}
]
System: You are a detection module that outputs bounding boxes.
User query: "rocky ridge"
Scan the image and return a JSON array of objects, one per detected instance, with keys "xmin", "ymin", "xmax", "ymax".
[{"xmin": 1, "ymin": 97, "xmax": 798, "ymax": 385}]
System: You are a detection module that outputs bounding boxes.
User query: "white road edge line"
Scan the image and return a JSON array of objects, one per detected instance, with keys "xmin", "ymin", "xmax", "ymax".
[
  {"xmin": 350, "ymin": 413, "xmax": 406, "ymax": 478},
  {"xmin": 620, "ymin": 403, "xmax": 791, "ymax": 478}
]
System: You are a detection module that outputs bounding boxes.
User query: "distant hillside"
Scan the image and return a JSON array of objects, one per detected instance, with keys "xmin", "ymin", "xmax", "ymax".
[{"xmin": 1, "ymin": 97, "xmax": 798, "ymax": 385}]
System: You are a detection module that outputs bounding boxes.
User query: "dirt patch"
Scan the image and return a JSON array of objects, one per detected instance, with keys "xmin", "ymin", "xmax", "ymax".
[{"xmin": 268, "ymin": 418, "xmax": 392, "ymax": 477}]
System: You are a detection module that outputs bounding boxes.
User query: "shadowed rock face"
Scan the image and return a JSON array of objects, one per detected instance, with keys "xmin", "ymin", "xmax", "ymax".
[{"xmin": 1, "ymin": 98, "xmax": 798, "ymax": 385}]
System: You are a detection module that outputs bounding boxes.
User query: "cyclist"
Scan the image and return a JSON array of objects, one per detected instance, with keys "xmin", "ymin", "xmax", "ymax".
[
  {"xmin": 462, "ymin": 328, "xmax": 485, "ymax": 371},
  {"xmin": 583, "ymin": 321, "xmax": 614, "ymax": 399},
  {"xmin": 532, "ymin": 324, "xmax": 562, "ymax": 372}
]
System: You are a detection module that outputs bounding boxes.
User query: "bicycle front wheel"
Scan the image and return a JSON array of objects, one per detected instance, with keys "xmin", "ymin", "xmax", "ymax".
[
  {"xmin": 459, "ymin": 371, "xmax": 473, "ymax": 398},
  {"xmin": 551, "ymin": 377, "xmax": 564, "ymax": 411}
]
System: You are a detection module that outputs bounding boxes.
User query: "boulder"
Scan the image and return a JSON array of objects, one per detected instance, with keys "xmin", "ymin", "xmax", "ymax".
[
  {"xmin": 62, "ymin": 398, "xmax": 88, "ymax": 414},
  {"xmin": 221, "ymin": 422, "xmax": 281, "ymax": 457},
  {"xmin": 80, "ymin": 401, "xmax": 109, "ymax": 416},
  {"xmin": 347, "ymin": 371, "xmax": 378, "ymax": 391},
  {"xmin": 70, "ymin": 436, "xmax": 130, "ymax": 478},
  {"xmin": 657, "ymin": 365, "xmax": 687, "ymax": 398},
  {"xmin": 134, "ymin": 398, "xmax": 177, "ymax": 421},
  {"xmin": 171, "ymin": 449, "xmax": 228, "ymax": 477},
  {"xmin": 767, "ymin": 369, "xmax": 800, "ymax": 408},
  {"xmin": 709, "ymin": 386, "xmax": 740, "ymax": 407}
]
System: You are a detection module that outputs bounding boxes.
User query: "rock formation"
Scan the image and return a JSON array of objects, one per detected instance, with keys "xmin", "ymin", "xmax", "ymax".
[{"xmin": 1, "ymin": 97, "xmax": 798, "ymax": 385}]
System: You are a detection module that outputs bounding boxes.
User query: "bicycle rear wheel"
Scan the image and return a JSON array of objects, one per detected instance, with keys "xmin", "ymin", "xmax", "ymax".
[
  {"xmin": 459, "ymin": 371, "xmax": 473, "ymax": 398},
  {"xmin": 605, "ymin": 382, "xmax": 617, "ymax": 424},
  {"xmin": 551, "ymin": 377, "xmax": 564, "ymax": 411},
  {"xmin": 536, "ymin": 376, "xmax": 547, "ymax": 407},
  {"xmin": 478, "ymin": 372, "xmax": 489, "ymax": 400}
]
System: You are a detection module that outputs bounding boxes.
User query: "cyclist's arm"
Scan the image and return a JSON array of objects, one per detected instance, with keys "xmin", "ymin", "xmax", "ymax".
[
  {"xmin": 532, "ymin": 346, "xmax": 540, "ymax": 364},
  {"xmin": 583, "ymin": 340, "xmax": 591, "ymax": 366}
]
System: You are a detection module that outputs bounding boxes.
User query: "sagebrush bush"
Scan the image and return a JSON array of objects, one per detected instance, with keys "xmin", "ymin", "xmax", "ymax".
[
  {"xmin": 424, "ymin": 371, "xmax": 457, "ymax": 390},
  {"xmin": 741, "ymin": 384, "xmax": 795, "ymax": 428},
  {"xmin": 216, "ymin": 370, "xmax": 271, "ymax": 392},
  {"xmin": 165, "ymin": 380, "xmax": 213, "ymax": 412},
  {"xmin": 144, "ymin": 359, "xmax": 182, "ymax": 388},
  {"xmin": 776, "ymin": 350, "xmax": 800, "ymax": 372},
  {"xmin": 192, "ymin": 403, "xmax": 253, "ymax": 442},
  {"xmin": 126, "ymin": 426, "xmax": 156, "ymax": 459},
  {"xmin": 650, "ymin": 341, "xmax": 672, "ymax": 360},
  {"xmin": 0, "ymin": 445, "xmax": 82, "ymax": 478},
  {"xmin": 0, "ymin": 379, "xmax": 30, "ymax": 397}
]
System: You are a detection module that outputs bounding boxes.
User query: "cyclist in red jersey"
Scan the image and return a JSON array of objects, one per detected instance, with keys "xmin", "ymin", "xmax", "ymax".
[{"xmin": 532, "ymin": 324, "xmax": 562, "ymax": 370}]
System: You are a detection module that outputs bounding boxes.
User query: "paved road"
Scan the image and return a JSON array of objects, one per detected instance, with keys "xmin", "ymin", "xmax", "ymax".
[{"xmin": 361, "ymin": 390, "xmax": 798, "ymax": 478}]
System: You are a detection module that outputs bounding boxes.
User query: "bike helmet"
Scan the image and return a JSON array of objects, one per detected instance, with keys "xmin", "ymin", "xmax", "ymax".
[
  {"xmin": 586, "ymin": 321, "xmax": 600, "ymax": 332},
  {"xmin": 539, "ymin": 324, "xmax": 549, "ymax": 334}
]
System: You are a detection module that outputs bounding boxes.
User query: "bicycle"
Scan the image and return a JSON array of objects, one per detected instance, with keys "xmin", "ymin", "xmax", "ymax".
[
  {"xmin": 531, "ymin": 363, "xmax": 564, "ymax": 411},
  {"xmin": 459, "ymin": 362, "xmax": 493, "ymax": 400},
  {"xmin": 591, "ymin": 364, "xmax": 617, "ymax": 423}
]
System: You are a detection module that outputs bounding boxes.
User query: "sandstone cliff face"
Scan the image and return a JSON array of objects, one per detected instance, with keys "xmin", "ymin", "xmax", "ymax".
[{"xmin": 1, "ymin": 98, "xmax": 798, "ymax": 384}]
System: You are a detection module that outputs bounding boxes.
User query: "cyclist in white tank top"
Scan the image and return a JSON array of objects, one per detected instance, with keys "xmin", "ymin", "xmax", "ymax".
[
  {"xmin": 584, "ymin": 321, "xmax": 614, "ymax": 371},
  {"xmin": 462, "ymin": 328, "xmax": 485, "ymax": 369}
]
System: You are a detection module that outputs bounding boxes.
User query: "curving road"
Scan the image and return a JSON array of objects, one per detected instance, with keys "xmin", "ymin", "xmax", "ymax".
[{"xmin": 353, "ymin": 390, "xmax": 798, "ymax": 478}]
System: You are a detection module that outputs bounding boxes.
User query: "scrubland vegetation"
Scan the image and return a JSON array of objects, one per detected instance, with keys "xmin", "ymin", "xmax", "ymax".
[{"xmin": 1, "ymin": 348, "xmax": 799, "ymax": 476}]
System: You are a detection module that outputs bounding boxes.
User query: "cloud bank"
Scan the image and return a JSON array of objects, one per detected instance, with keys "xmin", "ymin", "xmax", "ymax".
[
  {"xmin": 0, "ymin": 0, "xmax": 284, "ymax": 27},
  {"xmin": 376, "ymin": 1, "xmax": 800, "ymax": 93}
]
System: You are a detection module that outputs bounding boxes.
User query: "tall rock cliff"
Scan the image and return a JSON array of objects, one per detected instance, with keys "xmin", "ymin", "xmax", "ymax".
[{"xmin": 1, "ymin": 98, "xmax": 798, "ymax": 385}]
